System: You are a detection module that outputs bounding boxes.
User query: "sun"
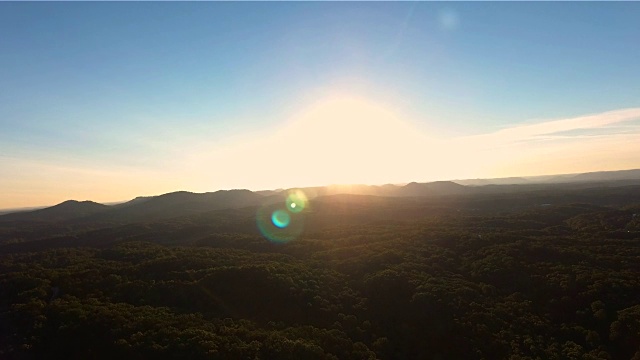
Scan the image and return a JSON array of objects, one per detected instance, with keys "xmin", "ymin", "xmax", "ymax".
[
  {"xmin": 272, "ymin": 96, "xmax": 430, "ymax": 185},
  {"xmin": 191, "ymin": 94, "xmax": 437, "ymax": 191}
]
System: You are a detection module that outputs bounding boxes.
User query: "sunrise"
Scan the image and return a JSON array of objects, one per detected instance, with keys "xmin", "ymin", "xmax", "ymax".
[
  {"xmin": 1, "ymin": 2, "xmax": 639, "ymax": 359},
  {"xmin": 2, "ymin": 2, "xmax": 639, "ymax": 209}
]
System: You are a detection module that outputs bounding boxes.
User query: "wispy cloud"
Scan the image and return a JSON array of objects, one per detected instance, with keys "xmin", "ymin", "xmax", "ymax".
[
  {"xmin": 450, "ymin": 107, "xmax": 640, "ymax": 178},
  {"xmin": 3, "ymin": 104, "xmax": 640, "ymax": 209},
  {"xmin": 463, "ymin": 107, "xmax": 640, "ymax": 147}
]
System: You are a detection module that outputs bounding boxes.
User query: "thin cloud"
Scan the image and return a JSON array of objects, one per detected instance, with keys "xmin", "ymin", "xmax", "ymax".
[
  {"xmin": 446, "ymin": 108, "xmax": 640, "ymax": 179},
  {"xmin": 460, "ymin": 107, "xmax": 640, "ymax": 148}
]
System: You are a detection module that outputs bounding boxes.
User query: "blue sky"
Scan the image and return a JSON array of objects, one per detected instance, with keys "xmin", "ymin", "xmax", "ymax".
[{"xmin": 1, "ymin": 2, "xmax": 640, "ymax": 208}]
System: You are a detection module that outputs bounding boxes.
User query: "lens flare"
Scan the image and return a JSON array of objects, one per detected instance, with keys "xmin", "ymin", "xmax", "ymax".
[
  {"xmin": 271, "ymin": 210, "xmax": 290, "ymax": 228},
  {"xmin": 286, "ymin": 189, "xmax": 308, "ymax": 213},
  {"xmin": 256, "ymin": 189, "xmax": 309, "ymax": 243},
  {"xmin": 438, "ymin": 9, "xmax": 460, "ymax": 31}
]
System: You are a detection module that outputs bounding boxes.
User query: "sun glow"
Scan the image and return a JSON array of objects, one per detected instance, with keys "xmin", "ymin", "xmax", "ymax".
[
  {"xmin": 186, "ymin": 95, "xmax": 445, "ymax": 191},
  {"xmin": 272, "ymin": 96, "xmax": 432, "ymax": 185}
]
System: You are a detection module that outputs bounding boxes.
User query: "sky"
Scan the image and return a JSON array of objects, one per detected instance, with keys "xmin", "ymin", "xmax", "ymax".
[{"xmin": 1, "ymin": 2, "xmax": 640, "ymax": 209}]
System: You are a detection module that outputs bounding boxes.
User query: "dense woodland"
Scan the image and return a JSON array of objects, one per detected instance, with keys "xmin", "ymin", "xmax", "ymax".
[{"xmin": 1, "ymin": 184, "xmax": 640, "ymax": 359}]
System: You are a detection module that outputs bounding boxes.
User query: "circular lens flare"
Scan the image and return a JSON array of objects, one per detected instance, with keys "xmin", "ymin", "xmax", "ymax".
[
  {"xmin": 271, "ymin": 210, "xmax": 290, "ymax": 228},
  {"xmin": 256, "ymin": 204, "xmax": 303, "ymax": 243},
  {"xmin": 256, "ymin": 190, "xmax": 309, "ymax": 244},
  {"xmin": 286, "ymin": 189, "xmax": 308, "ymax": 213}
]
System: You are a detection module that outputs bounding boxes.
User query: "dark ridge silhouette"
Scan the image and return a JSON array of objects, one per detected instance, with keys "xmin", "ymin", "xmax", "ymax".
[
  {"xmin": 453, "ymin": 169, "xmax": 640, "ymax": 186},
  {"xmin": 255, "ymin": 189, "xmax": 284, "ymax": 196},
  {"xmin": 88, "ymin": 189, "xmax": 266, "ymax": 223},
  {"xmin": 0, "ymin": 200, "xmax": 108, "ymax": 222},
  {"xmin": 566, "ymin": 168, "xmax": 640, "ymax": 182},
  {"xmin": 396, "ymin": 181, "xmax": 467, "ymax": 196},
  {"xmin": 113, "ymin": 196, "xmax": 154, "ymax": 208},
  {"xmin": 296, "ymin": 181, "xmax": 456, "ymax": 199},
  {"xmin": 527, "ymin": 168, "xmax": 640, "ymax": 183},
  {"xmin": 0, "ymin": 205, "xmax": 47, "ymax": 216},
  {"xmin": 3, "ymin": 169, "xmax": 640, "ymax": 225},
  {"xmin": 0, "ymin": 190, "xmax": 266, "ymax": 224}
]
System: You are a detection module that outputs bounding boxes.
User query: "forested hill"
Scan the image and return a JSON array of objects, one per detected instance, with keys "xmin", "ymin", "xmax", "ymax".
[
  {"xmin": 3, "ymin": 174, "xmax": 640, "ymax": 226},
  {"xmin": 0, "ymin": 190, "xmax": 267, "ymax": 225},
  {"xmin": 0, "ymin": 200, "xmax": 108, "ymax": 222},
  {"xmin": 1, "ymin": 182, "xmax": 640, "ymax": 359}
]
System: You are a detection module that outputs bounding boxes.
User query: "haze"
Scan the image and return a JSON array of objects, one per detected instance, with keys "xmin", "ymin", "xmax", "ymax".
[{"xmin": 1, "ymin": 2, "xmax": 640, "ymax": 209}]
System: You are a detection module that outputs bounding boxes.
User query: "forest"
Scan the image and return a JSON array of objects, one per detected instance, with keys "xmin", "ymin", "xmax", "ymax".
[{"xmin": 1, "ymin": 183, "xmax": 640, "ymax": 359}]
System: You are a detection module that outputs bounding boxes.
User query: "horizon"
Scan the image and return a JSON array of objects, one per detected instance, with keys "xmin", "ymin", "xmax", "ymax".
[
  {"xmin": 2, "ymin": 2, "xmax": 640, "ymax": 209},
  {"xmin": 2, "ymin": 166, "xmax": 639, "ymax": 212}
]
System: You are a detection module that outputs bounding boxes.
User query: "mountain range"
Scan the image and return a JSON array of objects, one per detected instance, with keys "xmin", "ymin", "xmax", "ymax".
[
  {"xmin": 454, "ymin": 168, "xmax": 640, "ymax": 186},
  {"xmin": 2, "ymin": 168, "xmax": 640, "ymax": 224}
]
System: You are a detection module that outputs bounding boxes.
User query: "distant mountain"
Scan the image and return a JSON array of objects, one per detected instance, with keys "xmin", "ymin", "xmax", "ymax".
[
  {"xmin": 0, "ymin": 181, "xmax": 468, "ymax": 224},
  {"xmin": 90, "ymin": 189, "xmax": 266, "ymax": 223},
  {"xmin": 0, "ymin": 206, "xmax": 47, "ymax": 216},
  {"xmin": 4, "ymin": 169, "xmax": 640, "ymax": 225},
  {"xmin": 301, "ymin": 184, "xmax": 387, "ymax": 198},
  {"xmin": 255, "ymin": 189, "xmax": 284, "ymax": 196},
  {"xmin": 454, "ymin": 169, "xmax": 640, "ymax": 186},
  {"xmin": 566, "ymin": 169, "xmax": 640, "ymax": 182},
  {"xmin": 299, "ymin": 182, "xmax": 470, "ymax": 198},
  {"xmin": 453, "ymin": 178, "xmax": 491, "ymax": 186},
  {"xmin": 395, "ymin": 181, "xmax": 468, "ymax": 197},
  {"xmin": 523, "ymin": 169, "xmax": 640, "ymax": 184},
  {"xmin": 0, "ymin": 200, "xmax": 108, "ymax": 222},
  {"xmin": 455, "ymin": 177, "xmax": 530, "ymax": 186},
  {"xmin": 113, "ymin": 196, "xmax": 154, "ymax": 208},
  {"xmin": 0, "ymin": 190, "xmax": 267, "ymax": 224}
]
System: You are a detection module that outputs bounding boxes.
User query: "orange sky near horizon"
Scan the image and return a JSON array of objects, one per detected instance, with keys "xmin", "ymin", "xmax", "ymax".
[{"xmin": 2, "ymin": 97, "xmax": 640, "ymax": 210}]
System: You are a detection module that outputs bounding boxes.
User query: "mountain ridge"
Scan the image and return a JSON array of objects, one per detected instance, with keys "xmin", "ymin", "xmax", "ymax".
[
  {"xmin": 0, "ymin": 200, "xmax": 108, "ymax": 222},
  {"xmin": 3, "ymin": 168, "xmax": 640, "ymax": 222}
]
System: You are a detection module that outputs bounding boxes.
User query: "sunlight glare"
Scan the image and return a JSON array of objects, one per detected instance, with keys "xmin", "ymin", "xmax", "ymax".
[
  {"xmin": 273, "ymin": 96, "xmax": 432, "ymax": 185},
  {"xmin": 190, "ymin": 94, "xmax": 449, "ymax": 190}
]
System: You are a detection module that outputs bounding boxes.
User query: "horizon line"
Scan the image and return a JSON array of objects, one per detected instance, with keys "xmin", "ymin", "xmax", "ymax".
[{"xmin": 2, "ymin": 166, "xmax": 638, "ymax": 213}]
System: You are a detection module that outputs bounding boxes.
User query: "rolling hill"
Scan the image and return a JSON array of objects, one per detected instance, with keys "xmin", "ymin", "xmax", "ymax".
[
  {"xmin": 3, "ymin": 169, "xmax": 640, "ymax": 225},
  {"xmin": 0, "ymin": 200, "xmax": 108, "ymax": 222}
]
